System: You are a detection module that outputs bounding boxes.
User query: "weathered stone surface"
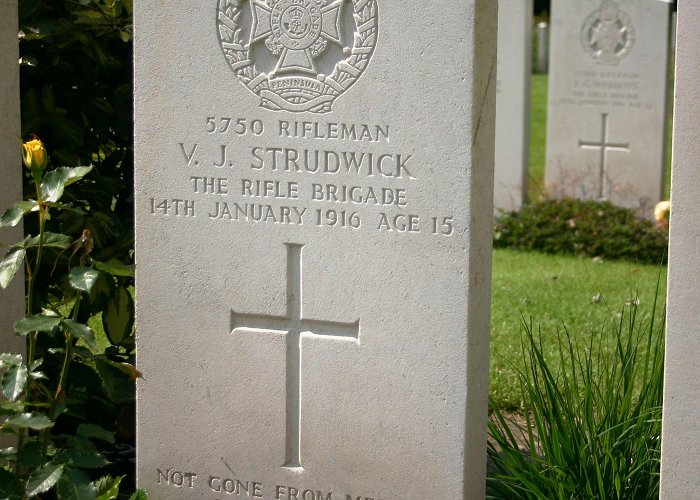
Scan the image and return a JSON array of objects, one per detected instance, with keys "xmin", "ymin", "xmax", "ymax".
[
  {"xmin": 535, "ymin": 21, "xmax": 549, "ymax": 74},
  {"xmin": 546, "ymin": 0, "xmax": 670, "ymax": 216},
  {"xmin": 0, "ymin": 0, "xmax": 25, "ymax": 359},
  {"xmin": 660, "ymin": 3, "xmax": 700, "ymax": 498},
  {"xmin": 495, "ymin": 0, "xmax": 532, "ymax": 212},
  {"xmin": 134, "ymin": 1, "xmax": 497, "ymax": 498}
]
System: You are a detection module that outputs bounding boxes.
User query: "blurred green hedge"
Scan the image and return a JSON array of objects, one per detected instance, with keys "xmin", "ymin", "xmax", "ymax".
[{"xmin": 494, "ymin": 199, "xmax": 669, "ymax": 264}]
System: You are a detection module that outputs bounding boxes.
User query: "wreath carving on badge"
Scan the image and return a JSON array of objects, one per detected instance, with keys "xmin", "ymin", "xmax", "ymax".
[{"xmin": 217, "ymin": 0, "xmax": 379, "ymax": 113}]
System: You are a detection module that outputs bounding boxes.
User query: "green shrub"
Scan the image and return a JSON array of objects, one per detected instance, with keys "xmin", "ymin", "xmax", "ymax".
[
  {"xmin": 13, "ymin": 0, "xmax": 140, "ymax": 495},
  {"xmin": 487, "ymin": 282, "xmax": 665, "ymax": 499},
  {"xmin": 494, "ymin": 199, "xmax": 668, "ymax": 264},
  {"xmin": 0, "ymin": 139, "xmax": 144, "ymax": 499},
  {"xmin": 19, "ymin": 0, "xmax": 134, "ymax": 259}
]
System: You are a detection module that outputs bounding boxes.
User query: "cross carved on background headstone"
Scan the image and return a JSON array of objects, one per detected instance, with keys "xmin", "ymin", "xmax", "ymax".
[
  {"xmin": 578, "ymin": 112, "xmax": 630, "ymax": 199},
  {"xmin": 230, "ymin": 243, "xmax": 360, "ymax": 470}
]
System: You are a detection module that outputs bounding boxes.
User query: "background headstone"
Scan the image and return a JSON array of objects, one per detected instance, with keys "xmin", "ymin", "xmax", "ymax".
[
  {"xmin": 0, "ymin": 1, "xmax": 25, "ymax": 358},
  {"xmin": 495, "ymin": 0, "xmax": 533, "ymax": 212},
  {"xmin": 134, "ymin": 1, "xmax": 497, "ymax": 498},
  {"xmin": 660, "ymin": 2, "xmax": 700, "ymax": 497},
  {"xmin": 546, "ymin": 0, "xmax": 670, "ymax": 216},
  {"xmin": 536, "ymin": 21, "xmax": 549, "ymax": 74},
  {"xmin": 669, "ymin": 10, "xmax": 676, "ymax": 52}
]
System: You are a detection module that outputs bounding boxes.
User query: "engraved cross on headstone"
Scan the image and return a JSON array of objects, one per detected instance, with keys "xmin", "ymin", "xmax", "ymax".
[
  {"xmin": 578, "ymin": 112, "xmax": 630, "ymax": 199},
  {"xmin": 230, "ymin": 243, "xmax": 360, "ymax": 470}
]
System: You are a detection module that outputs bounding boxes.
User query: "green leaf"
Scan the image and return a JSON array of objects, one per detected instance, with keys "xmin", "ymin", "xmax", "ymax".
[
  {"xmin": 28, "ymin": 358, "xmax": 46, "ymax": 379},
  {"xmin": 40, "ymin": 166, "xmax": 92, "ymax": 203},
  {"xmin": 69, "ymin": 267, "xmax": 100, "ymax": 293},
  {"xmin": 5, "ymin": 412, "xmax": 53, "ymax": 430},
  {"xmin": 0, "ymin": 201, "xmax": 38, "ymax": 228},
  {"xmin": 0, "ymin": 206, "xmax": 24, "ymax": 228},
  {"xmin": 0, "ymin": 399, "xmax": 24, "ymax": 416},
  {"xmin": 61, "ymin": 451, "xmax": 110, "ymax": 469},
  {"xmin": 94, "ymin": 359, "xmax": 135, "ymax": 404},
  {"xmin": 70, "ymin": 345, "xmax": 93, "ymax": 360},
  {"xmin": 61, "ymin": 433, "xmax": 97, "ymax": 454},
  {"xmin": 61, "ymin": 319, "xmax": 97, "ymax": 350},
  {"xmin": 0, "ymin": 353, "xmax": 23, "ymax": 367},
  {"xmin": 78, "ymin": 8, "xmax": 104, "ymax": 18},
  {"xmin": 77, "ymin": 423, "xmax": 115, "ymax": 443},
  {"xmin": 29, "ymin": 370, "xmax": 46, "ymax": 381},
  {"xmin": 57, "ymin": 467, "xmax": 97, "ymax": 500},
  {"xmin": 28, "ymin": 358, "xmax": 43, "ymax": 372},
  {"xmin": 26, "ymin": 462, "xmax": 64, "ymax": 497},
  {"xmin": 95, "ymin": 259, "xmax": 134, "ymax": 277},
  {"xmin": 102, "ymin": 286, "xmax": 134, "ymax": 345},
  {"xmin": 95, "ymin": 475, "xmax": 123, "ymax": 500},
  {"xmin": 44, "ymin": 201, "xmax": 87, "ymax": 215},
  {"xmin": 0, "ymin": 249, "xmax": 25, "ymax": 289},
  {"xmin": 88, "ymin": 271, "xmax": 114, "ymax": 312},
  {"xmin": 2, "ymin": 364, "xmax": 28, "ymax": 402},
  {"xmin": 51, "ymin": 399, "xmax": 67, "ymax": 421},
  {"xmin": 129, "ymin": 490, "xmax": 148, "ymax": 500},
  {"xmin": 15, "ymin": 314, "xmax": 61, "ymax": 336},
  {"xmin": 19, "ymin": 232, "xmax": 72, "ymax": 250}
]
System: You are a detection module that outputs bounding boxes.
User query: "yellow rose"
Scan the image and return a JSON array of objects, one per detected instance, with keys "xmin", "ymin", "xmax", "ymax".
[
  {"xmin": 654, "ymin": 200, "xmax": 671, "ymax": 229},
  {"xmin": 22, "ymin": 137, "xmax": 48, "ymax": 170}
]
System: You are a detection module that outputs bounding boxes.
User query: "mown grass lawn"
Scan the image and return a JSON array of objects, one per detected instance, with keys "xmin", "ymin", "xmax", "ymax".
[
  {"xmin": 528, "ymin": 73, "xmax": 548, "ymax": 200},
  {"xmin": 490, "ymin": 248, "xmax": 667, "ymax": 409},
  {"xmin": 492, "ymin": 71, "xmax": 674, "ymax": 409}
]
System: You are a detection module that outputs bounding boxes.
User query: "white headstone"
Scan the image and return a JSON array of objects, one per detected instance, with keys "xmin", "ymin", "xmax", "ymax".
[
  {"xmin": 536, "ymin": 21, "xmax": 549, "ymax": 74},
  {"xmin": 134, "ymin": 1, "xmax": 497, "ymax": 498},
  {"xmin": 669, "ymin": 10, "xmax": 676, "ymax": 52},
  {"xmin": 546, "ymin": 0, "xmax": 670, "ymax": 216},
  {"xmin": 0, "ymin": 0, "xmax": 24, "ymax": 357},
  {"xmin": 660, "ymin": 2, "xmax": 700, "ymax": 497},
  {"xmin": 495, "ymin": 0, "xmax": 533, "ymax": 212}
]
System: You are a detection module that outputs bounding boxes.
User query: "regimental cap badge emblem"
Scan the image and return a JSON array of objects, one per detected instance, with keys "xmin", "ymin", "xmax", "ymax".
[
  {"xmin": 217, "ymin": 0, "xmax": 379, "ymax": 114},
  {"xmin": 580, "ymin": 0, "xmax": 636, "ymax": 66}
]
